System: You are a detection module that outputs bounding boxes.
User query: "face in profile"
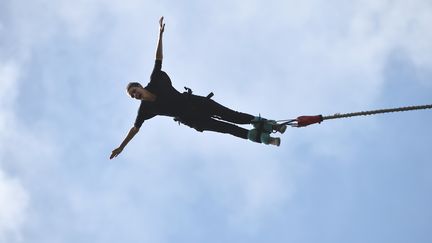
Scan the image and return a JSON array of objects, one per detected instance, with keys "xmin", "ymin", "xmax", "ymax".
[{"xmin": 128, "ymin": 86, "xmax": 143, "ymax": 100}]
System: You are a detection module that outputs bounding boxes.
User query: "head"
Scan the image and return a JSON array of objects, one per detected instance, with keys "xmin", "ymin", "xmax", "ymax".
[{"xmin": 126, "ymin": 82, "xmax": 144, "ymax": 100}]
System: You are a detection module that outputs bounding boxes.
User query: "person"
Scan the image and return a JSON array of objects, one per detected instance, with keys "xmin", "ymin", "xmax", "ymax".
[{"xmin": 110, "ymin": 17, "xmax": 286, "ymax": 159}]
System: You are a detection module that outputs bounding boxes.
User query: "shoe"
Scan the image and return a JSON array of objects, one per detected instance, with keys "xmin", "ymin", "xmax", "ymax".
[
  {"xmin": 269, "ymin": 137, "xmax": 281, "ymax": 147},
  {"xmin": 273, "ymin": 124, "xmax": 287, "ymax": 134},
  {"xmin": 252, "ymin": 117, "xmax": 287, "ymax": 134}
]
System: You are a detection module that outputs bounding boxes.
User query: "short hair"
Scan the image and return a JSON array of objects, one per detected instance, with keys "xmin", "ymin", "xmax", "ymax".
[{"xmin": 126, "ymin": 82, "xmax": 143, "ymax": 93}]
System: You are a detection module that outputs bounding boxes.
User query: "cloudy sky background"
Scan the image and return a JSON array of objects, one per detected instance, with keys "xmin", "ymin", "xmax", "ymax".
[{"xmin": 1, "ymin": 0, "xmax": 431, "ymax": 242}]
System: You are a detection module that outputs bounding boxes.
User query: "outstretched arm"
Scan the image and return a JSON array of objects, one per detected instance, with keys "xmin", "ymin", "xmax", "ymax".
[
  {"xmin": 155, "ymin": 16, "xmax": 165, "ymax": 61},
  {"xmin": 110, "ymin": 126, "xmax": 140, "ymax": 159}
]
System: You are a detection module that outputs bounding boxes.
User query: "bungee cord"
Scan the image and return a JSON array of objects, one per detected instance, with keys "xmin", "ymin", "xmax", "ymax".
[{"xmin": 279, "ymin": 104, "xmax": 432, "ymax": 128}]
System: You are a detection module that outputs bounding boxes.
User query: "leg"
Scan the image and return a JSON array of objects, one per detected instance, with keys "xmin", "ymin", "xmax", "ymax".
[
  {"xmin": 199, "ymin": 118, "xmax": 249, "ymax": 139},
  {"xmin": 181, "ymin": 117, "xmax": 280, "ymax": 145},
  {"xmin": 198, "ymin": 118, "xmax": 280, "ymax": 146},
  {"xmin": 191, "ymin": 96, "xmax": 254, "ymax": 124},
  {"xmin": 202, "ymin": 98, "xmax": 285, "ymax": 134}
]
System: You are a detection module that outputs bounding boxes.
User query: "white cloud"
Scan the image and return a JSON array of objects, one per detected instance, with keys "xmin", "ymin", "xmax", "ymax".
[
  {"xmin": 0, "ymin": 40, "xmax": 54, "ymax": 243},
  {"xmin": 0, "ymin": 171, "xmax": 29, "ymax": 242},
  {"xmin": 0, "ymin": 60, "xmax": 28, "ymax": 243},
  {"xmin": 194, "ymin": 0, "xmax": 432, "ymax": 110}
]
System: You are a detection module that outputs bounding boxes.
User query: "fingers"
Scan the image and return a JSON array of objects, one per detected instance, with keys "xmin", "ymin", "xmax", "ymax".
[
  {"xmin": 109, "ymin": 148, "xmax": 120, "ymax": 159},
  {"xmin": 159, "ymin": 16, "xmax": 165, "ymax": 32},
  {"xmin": 159, "ymin": 16, "xmax": 164, "ymax": 27},
  {"xmin": 110, "ymin": 153, "xmax": 119, "ymax": 160}
]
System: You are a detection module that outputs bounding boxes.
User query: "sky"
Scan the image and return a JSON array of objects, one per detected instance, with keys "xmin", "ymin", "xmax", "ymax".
[{"xmin": 1, "ymin": 0, "xmax": 431, "ymax": 242}]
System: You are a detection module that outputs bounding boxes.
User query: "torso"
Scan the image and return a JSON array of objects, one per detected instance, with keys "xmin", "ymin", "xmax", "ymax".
[{"xmin": 142, "ymin": 89, "xmax": 157, "ymax": 102}]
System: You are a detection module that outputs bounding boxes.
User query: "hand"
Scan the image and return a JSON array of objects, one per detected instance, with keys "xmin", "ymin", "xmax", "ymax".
[
  {"xmin": 159, "ymin": 16, "xmax": 165, "ymax": 34},
  {"xmin": 110, "ymin": 147, "xmax": 123, "ymax": 159}
]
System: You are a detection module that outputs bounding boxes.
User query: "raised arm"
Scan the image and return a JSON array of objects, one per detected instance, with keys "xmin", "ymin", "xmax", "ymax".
[
  {"xmin": 110, "ymin": 126, "xmax": 140, "ymax": 159},
  {"xmin": 155, "ymin": 16, "xmax": 165, "ymax": 61}
]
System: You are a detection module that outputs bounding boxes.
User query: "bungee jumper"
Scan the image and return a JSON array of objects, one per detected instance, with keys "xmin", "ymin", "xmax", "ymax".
[
  {"xmin": 110, "ymin": 17, "xmax": 285, "ymax": 159},
  {"xmin": 110, "ymin": 17, "xmax": 432, "ymax": 159}
]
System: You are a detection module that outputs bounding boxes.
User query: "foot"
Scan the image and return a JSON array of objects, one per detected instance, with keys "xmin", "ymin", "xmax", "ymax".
[
  {"xmin": 251, "ymin": 117, "xmax": 287, "ymax": 134},
  {"xmin": 272, "ymin": 124, "xmax": 287, "ymax": 134},
  {"xmin": 269, "ymin": 137, "xmax": 281, "ymax": 147}
]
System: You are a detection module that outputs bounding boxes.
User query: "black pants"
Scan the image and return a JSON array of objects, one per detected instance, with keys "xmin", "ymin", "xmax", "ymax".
[{"xmin": 178, "ymin": 95, "xmax": 254, "ymax": 139}]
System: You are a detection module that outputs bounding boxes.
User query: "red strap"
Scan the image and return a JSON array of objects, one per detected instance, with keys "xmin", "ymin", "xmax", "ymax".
[{"xmin": 296, "ymin": 115, "xmax": 323, "ymax": 127}]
